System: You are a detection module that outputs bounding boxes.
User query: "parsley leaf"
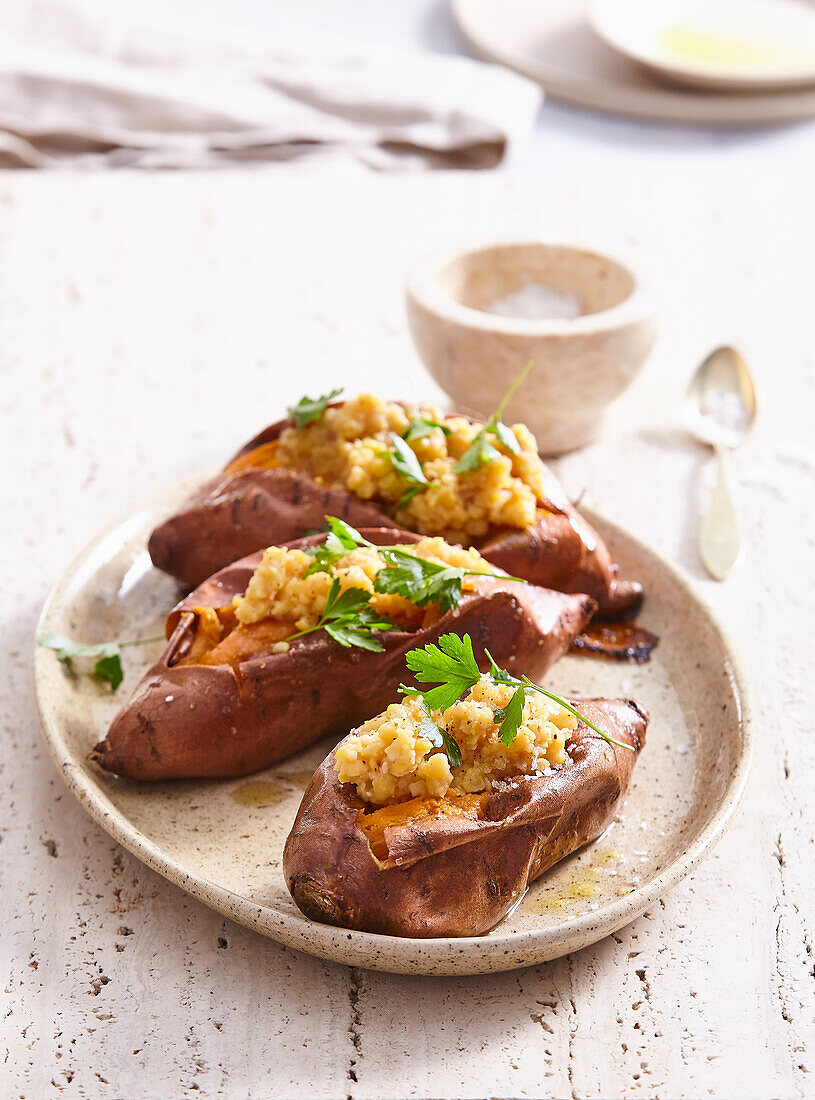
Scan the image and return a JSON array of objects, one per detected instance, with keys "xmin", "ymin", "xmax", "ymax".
[
  {"xmin": 455, "ymin": 361, "xmax": 531, "ymax": 474},
  {"xmin": 322, "ymin": 580, "xmax": 376, "ymax": 621},
  {"xmin": 374, "ymin": 547, "xmax": 524, "ymax": 614},
  {"xmin": 36, "ymin": 631, "xmax": 163, "ymax": 692},
  {"xmin": 374, "ymin": 553, "xmax": 465, "ymax": 614},
  {"xmin": 373, "ymin": 549, "xmax": 429, "ymax": 599},
  {"xmin": 382, "ymin": 433, "xmax": 429, "ymax": 487},
  {"xmin": 396, "ymin": 484, "xmax": 424, "ymax": 511},
  {"xmin": 492, "ymin": 419, "xmax": 522, "ymax": 455},
  {"xmin": 454, "ymin": 430, "xmax": 502, "ymax": 474},
  {"xmin": 404, "ymin": 633, "xmax": 481, "ymax": 713},
  {"xmin": 37, "ymin": 632, "xmax": 119, "ymax": 663},
  {"xmin": 416, "ymin": 696, "xmax": 462, "ymax": 767},
  {"xmin": 325, "ymin": 617, "xmax": 387, "ymax": 651},
  {"xmin": 287, "ymin": 387, "xmax": 343, "ymax": 431},
  {"xmin": 304, "ymin": 517, "xmax": 374, "ymax": 576},
  {"xmin": 402, "ymin": 417, "xmax": 452, "ymax": 442},
  {"xmin": 493, "ymin": 684, "xmax": 526, "ymax": 746},
  {"xmin": 93, "ymin": 653, "xmax": 124, "ymax": 691},
  {"xmin": 303, "ymin": 532, "xmax": 356, "ymax": 576},
  {"xmin": 282, "ymin": 578, "xmax": 394, "ymax": 653},
  {"xmin": 416, "ymin": 567, "xmax": 466, "ymax": 613}
]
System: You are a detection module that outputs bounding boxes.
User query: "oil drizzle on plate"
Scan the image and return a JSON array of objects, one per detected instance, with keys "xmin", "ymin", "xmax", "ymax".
[
  {"xmin": 524, "ymin": 848, "xmax": 626, "ymax": 914},
  {"xmin": 232, "ymin": 771, "xmax": 314, "ymax": 808}
]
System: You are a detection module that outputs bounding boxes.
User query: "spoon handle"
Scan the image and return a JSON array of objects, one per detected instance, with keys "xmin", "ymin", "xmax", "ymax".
[{"xmin": 700, "ymin": 444, "xmax": 741, "ymax": 581}]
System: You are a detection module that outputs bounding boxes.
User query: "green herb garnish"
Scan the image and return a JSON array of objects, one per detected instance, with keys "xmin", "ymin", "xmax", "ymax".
[
  {"xmin": 403, "ymin": 632, "xmax": 482, "ymax": 713},
  {"xmin": 493, "ymin": 682, "xmax": 527, "ymax": 747},
  {"xmin": 304, "ymin": 517, "xmax": 525, "ymax": 612},
  {"xmin": 304, "ymin": 516, "xmax": 374, "ymax": 576},
  {"xmin": 402, "ymin": 417, "xmax": 452, "ymax": 442},
  {"xmin": 395, "ymin": 484, "xmax": 424, "ymax": 510},
  {"xmin": 400, "ymin": 632, "xmax": 634, "ymax": 754},
  {"xmin": 455, "ymin": 361, "xmax": 531, "ymax": 474},
  {"xmin": 373, "ymin": 548, "xmax": 525, "ymax": 614},
  {"xmin": 415, "ymin": 695, "xmax": 462, "ymax": 767},
  {"xmin": 281, "ymin": 578, "xmax": 394, "ymax": 652},
  {"xmin": 36, "ymin": 631, "xmax": 164, "ymax": 691},
  {"xmin": 484, "ymin": 647, "xmax": 633, "ymax": 750},
  {"xmin": 378, "ymin": 433, "xmax": 431, "ymax": 510},
  {"xmin": 386, "ymin": 433, "xmax": 429, "ymax": 485},
  {"xmin": 287, "ymin": 387, "xmax": 344, "ymax": 431}
]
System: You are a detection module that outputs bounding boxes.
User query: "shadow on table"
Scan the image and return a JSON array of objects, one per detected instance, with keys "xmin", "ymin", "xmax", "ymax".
[{"xmin": 637, "ymin": 426, "xmax": 712, "ymax": 583}]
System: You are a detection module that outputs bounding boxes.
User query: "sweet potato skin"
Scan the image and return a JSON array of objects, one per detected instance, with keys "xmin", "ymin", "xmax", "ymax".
[
  {"xmin": 148, "ymin": 467, "xmax": 394, "ymax": 590},
  {"xmin": 94, "ymin": 529, "xmax": 596, "ymax": 781},
  {"xmin": 283, "ymin": 699, "xmax": 647, "ymax": 938},
  {"xmin": 147, "ymin": 409, "xmax": 642, "ymax": 616}
]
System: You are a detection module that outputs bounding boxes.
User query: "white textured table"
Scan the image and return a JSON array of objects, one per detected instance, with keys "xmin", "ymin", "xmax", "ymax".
[{"xmin": 2, "ymin": 171, "xmax": 813, "ymax": 1100}]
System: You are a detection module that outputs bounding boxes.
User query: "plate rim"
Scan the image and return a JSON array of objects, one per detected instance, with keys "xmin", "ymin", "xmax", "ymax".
[
  {"xmin": 451, "ymin": 0, "xmax": 815, "ymax": 126},
  {"xmin": 33, "ymin": 485, "xmax": 755, "ymax": 975},
  {"xmin": 587, "ymin": 0, "xmax": 815, "ymax": 93}
]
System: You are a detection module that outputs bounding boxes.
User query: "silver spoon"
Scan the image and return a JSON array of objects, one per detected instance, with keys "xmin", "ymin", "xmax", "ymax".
[{"xmin": 685, "ymin": 346, "xmax": 757, "ymax": 580}]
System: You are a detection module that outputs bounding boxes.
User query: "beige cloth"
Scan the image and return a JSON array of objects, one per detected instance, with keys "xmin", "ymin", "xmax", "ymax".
[{"xmin": 0, "ymin": 3, "xmax": 543, "ymax": 169}]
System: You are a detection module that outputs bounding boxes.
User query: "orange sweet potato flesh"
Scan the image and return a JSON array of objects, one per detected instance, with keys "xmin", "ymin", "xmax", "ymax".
[
  {"xmin": 147, "ymin": 407, "xmax": 642, "ymax": 618},
  {"xmin": 93, "ymin": 529, "xmax": 596, "ymax": 781},
  {"xmin": 283, "ymin": 698, "xmax": 647, "ymax": 938}
]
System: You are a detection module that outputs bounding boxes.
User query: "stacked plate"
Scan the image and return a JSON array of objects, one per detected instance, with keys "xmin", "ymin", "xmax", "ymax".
[{"xmin": 453, "ymin": 0, "xmax": 815, "ymax": 125}]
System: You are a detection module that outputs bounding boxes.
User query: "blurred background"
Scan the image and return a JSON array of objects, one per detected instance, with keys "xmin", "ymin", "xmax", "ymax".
[{"xmin": 3, "ymin": 0, "xmax": 815, "ymax": 171}]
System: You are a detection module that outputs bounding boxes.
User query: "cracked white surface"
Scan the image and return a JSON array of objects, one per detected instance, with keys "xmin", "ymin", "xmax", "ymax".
[{"xmin": 1, "ymin": 170, "xmax": 812, "ymax": 1098}]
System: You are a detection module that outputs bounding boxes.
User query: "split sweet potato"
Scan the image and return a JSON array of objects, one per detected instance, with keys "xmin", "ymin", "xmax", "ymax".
[
  {"xmin": 148, "ymin": 408, "xmax": 642, "ymax": 618},
  {"xmin": 94, "ymin": 529, "xmax": 596, "ymax": 781},
  {"xmin": 284, "ymin": 697, "xmax": 647, "ymax": 938}
]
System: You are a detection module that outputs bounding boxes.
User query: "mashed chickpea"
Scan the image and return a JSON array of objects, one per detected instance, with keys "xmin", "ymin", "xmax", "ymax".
[
  {"xmin": 234, "ymin": 537, "xmax": 492, "ymax": 632},
  {"xmin": 275, "ymin": 394, "xmax": 548, "ymax": 543},
  {"xmin": 336, "ymin": 678, "xmax": 578, "ymax": 806}
]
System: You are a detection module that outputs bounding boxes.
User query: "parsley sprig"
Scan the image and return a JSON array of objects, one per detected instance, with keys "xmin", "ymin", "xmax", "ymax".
[
  {"xmin": 455, "ymin": 361, "xmax": 532, "ymax": 474},
  {"xmin": 37, "ymin": 631, "xmax": 164, "ymax": 691},
  {"xmin": 303, "ymin": 515, "xmax": 371, "ymax": 576},
  {"xmin": 373, "ymin": 549, "xmax": 524, "ymax": 613},
  {"xmin": 399, "ymin": 633, "xmax": 634, "ymax": 761},
  {"xmin": 287, "ymin": 387, "xmax": 343, "ymax": 431},
  {"xmin": 280, "ymin": 578, "xmax": 394, "ymax": 652},
  {"xmin": 304, "ymin": 517, "xmax": 525, "ymax": 613}
]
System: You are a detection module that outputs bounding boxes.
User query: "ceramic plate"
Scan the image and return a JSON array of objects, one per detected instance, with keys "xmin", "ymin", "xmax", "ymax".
[
  {"xmin": 33, "ymin": 479, "xmax": 754, "ymax": 975},
  {"xmin": 453, "ymin": 0, "xmax": 815, "ymax": 125},
  {"xmin": 589, "ymin": 0, "xmax": 815, "ymax": 92}
]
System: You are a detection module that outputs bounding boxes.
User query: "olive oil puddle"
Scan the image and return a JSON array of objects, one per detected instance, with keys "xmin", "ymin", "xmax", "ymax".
[
  {"xmin": 523, "ymin": 847, "xmax": 633, "ymax": 915},
  {"xmin": 232, "ymin": 771, "xmax": 314, "ymax": 808}
]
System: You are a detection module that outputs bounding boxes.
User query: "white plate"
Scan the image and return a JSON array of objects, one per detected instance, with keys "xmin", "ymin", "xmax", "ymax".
[
  {"xmin": 589, "ymin": 0, "xmax": 815, "ymax": 91},
  {"xmin": 453, "ymin": 0, "xmax": 815, "ymax": 125},
  {"xmin": 33, "ymin": 479, "xmax": 754, "ymax": 975}
]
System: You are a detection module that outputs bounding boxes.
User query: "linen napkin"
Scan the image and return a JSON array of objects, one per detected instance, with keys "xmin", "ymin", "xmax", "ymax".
[{"xmin": 0, "ymin": 3, "xmax": 543, "ymax": 169}]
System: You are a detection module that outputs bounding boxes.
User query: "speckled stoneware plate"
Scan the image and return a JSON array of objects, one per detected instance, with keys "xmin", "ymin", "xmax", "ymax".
[
  {"xmin": 33, "ymin": 480, "xmax": 754, "ymax": 976},
  {"xmin": 453, "ymin": 0, "xmax": 815, "ymax": 125}
]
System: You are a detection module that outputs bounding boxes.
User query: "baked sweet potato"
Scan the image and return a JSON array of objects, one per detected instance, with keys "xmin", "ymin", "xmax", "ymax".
[
  {"xmin": 94, "ymin": 529, "xmax": 595, "ymax": 781},
  {"xmin": 148, "ymin": 399, "xmax": 642, "ymax": 618},
  {"xmin": 284, "ymin": 696, "xmax": 647, "ymax": 938}
]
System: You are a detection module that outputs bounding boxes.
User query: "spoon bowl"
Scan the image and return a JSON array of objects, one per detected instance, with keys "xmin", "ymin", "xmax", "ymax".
[
  {"xmin": 685, "ymin": 345, "xmax": 757, "ymax": 581},
  {"xmin": 685, "ymin": 345, "xmax": 757, "ymax": 448}
]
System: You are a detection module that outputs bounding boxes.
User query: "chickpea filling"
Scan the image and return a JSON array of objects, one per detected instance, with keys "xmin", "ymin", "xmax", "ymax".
[
  {"xmin": 176, "ymin": 538, "xmax": 492, "ymax": 667},
  {"xmin": 337, "ymin": 679, "xmax": 579, "ymax": 813},
  {"xmin": 226, "ymin": 393, "xmax": 550, "ymax": 544}
]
